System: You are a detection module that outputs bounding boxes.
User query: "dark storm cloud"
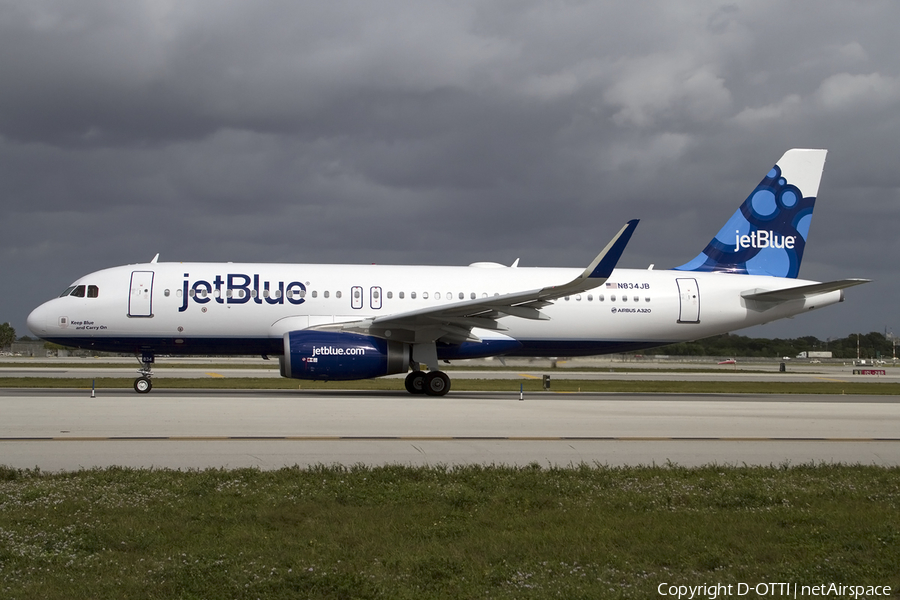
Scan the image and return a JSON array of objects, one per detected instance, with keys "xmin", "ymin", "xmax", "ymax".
[{"xmin": 2, "ymin": 0, "xmax": 899, "ymax": 340}]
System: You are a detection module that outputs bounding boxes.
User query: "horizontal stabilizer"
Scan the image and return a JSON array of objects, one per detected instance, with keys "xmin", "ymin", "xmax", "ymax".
[{"xmin": 741, "ymin": 279, "xmax": 870, "ymax": 303}]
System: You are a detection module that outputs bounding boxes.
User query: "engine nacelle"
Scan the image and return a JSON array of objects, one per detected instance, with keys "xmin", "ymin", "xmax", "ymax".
[{"xmin": 280, "ymin": 330, "xmax": 408, "ymax": 381}]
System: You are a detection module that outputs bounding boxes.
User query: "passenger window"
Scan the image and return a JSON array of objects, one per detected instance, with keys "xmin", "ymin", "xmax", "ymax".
[
  {"xmin": 311, "ymin": 291, "xmax": 317, "ymax": 298},
  {"xmin": 164, "ymin": 289, "xmax": 170, "ymax": 297},
  {"xmin": 610, "ymin": 295, "xmax": 616, "ymax": 302},
  {"xmin": 71, "ymin": 285, "xmax": 86, "ymax": 298},
  {"xmin": 435, "ymin": 292, "xmax": 441, "ymax": 300},
  {"xmin": 399, "ymin": 292, "xmax": 405, "ymax": 299},
  {"xmin": 423, "ymin": 292, "xmax": 429, "ymax": 299},
  {"xmin": 324, "ymin": 291, "xmax": 330, "ymax": 298},
  {"xmin": 336, "ymin": 291, "xmax": 342, "ymax": 299},
  {"xmin": 576, "ymin": 294, "xmax": 582, "ymax": 301},
  {"xmin": 587, "ymin": 294, "xmax": 593, "ymax": 301},
  {"xmin": 598, "ymin": 294, "xmax": 605, "ymax": 302},
  {"xmin": 411, "ymin": 292, "xmax": 416, "ymax": 299},
  {"xmin": 387, "ymin": 291, "xmax": 392, "ymax": 299}
]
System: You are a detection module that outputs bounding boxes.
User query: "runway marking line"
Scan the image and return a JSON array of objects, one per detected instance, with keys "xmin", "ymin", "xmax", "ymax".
[{"xmin": 1, "ymin": 436, "xmax": 898, "ymax": 443}]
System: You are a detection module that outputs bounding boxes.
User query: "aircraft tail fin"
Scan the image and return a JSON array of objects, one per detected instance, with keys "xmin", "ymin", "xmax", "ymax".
[{"xmin": 674, "ymin": 148, "xmax": 827, "ymax": 278}]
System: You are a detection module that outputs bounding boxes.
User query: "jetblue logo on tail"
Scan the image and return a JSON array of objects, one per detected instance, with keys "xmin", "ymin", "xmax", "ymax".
[{"xmin": 734, "ymin": 230, "xmax": 796, "ymax": 251}]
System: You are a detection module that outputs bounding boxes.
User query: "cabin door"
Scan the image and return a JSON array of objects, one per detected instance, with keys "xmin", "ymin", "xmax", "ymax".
[
  {"xmin": 128, "ymin": 271, "xmax": 155, "ymax": 317},
  {"xmin": 676, "ymin": 277, "xmax": 700, "ymax": 324}
]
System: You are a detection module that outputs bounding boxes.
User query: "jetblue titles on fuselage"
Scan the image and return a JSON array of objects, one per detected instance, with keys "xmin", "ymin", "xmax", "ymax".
[{"xmin": 178, "ymin": 273, "xmax": 307, "ymax": 311}]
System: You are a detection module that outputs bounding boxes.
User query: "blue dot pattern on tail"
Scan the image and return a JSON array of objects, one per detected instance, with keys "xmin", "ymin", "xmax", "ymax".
[{"xmin": 675, "ymin": 163, "xmax": 815, "ymax": 278}]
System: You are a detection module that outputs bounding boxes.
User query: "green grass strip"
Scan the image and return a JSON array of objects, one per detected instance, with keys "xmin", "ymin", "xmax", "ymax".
[{"xmin": 0, "ymin": 463, "xmax": 896, "ymax": 599}]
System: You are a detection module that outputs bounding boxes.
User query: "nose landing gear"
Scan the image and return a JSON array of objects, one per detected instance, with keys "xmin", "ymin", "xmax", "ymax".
[{"xmin": 134, "ymin": 352, "xmax": 154, "ymax": 394}]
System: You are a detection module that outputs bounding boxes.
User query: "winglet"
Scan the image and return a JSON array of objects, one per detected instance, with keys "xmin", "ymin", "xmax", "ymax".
[
  {"xmin": 536, "ymin": 219, "xmax": 639, "ymax": 300},
  {"xmin": 583, "ymin": 219, "xmax": 640, "ymax": 280}
]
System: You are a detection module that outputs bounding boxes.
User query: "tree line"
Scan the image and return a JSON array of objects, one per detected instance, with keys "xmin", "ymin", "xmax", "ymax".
[{"xmin": 655, "ymin": 331, "xmax": 897, "ymax": 360}]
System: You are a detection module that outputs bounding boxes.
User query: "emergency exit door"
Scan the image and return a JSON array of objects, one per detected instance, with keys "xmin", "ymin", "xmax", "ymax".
[{"xmin": 128, "ymin": 271, "xmax": 154, "ymax": 317}]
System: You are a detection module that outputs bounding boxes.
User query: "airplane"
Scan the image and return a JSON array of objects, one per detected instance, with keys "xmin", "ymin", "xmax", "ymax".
[{"xmin": 27, "ymin": 148, "xmax": 868, "ymax": 396}]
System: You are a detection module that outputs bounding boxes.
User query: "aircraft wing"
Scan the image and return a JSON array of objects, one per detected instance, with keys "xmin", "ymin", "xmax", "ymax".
[{"xmin": 312, "ymin": 220, "xmax": 639, "ymax": 345}]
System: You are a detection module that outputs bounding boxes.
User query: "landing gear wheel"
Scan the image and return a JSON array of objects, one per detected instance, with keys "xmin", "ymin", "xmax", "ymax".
[
  {"xmin": 405, "ymin": 371, "xmax": 427, "ymax": 394},
  {"xmin": 424, "ymin": 371, "xmax": 450, "ymax": 396},
  {"xmin": 134, "ymin": 377, "xmax": 152, "ymax": 394}
]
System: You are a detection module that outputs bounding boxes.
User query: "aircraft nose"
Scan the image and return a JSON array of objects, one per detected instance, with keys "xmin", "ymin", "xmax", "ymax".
[{"xmin": 26, "ymin": 303, "xmax": 49, "ymax": 335}]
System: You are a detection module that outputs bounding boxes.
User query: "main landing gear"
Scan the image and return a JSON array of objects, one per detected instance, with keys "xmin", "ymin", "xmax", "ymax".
[
  {"xmin": 134, "ymin": 352, "xmax": 154, "ymax": 394},
  {"xmin": 404, "ymin": 370, "xmax": 451, "ymax": 396}
]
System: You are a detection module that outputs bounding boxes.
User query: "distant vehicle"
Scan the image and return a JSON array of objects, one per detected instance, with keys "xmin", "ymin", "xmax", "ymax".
[
  {"xmin": 810, "ymin": 359, "xmax": 821, "ymax": 364},
  {"xmin": 782, "ymin": 357, "xmax": 791, "ymax": 360},
  {"xmin": 27, "ymin": 149, "xmax": 869, "ymax": 395},
  {"xmin": 718, "ymin": 359, "xmax": 736, "ymax": 365}
]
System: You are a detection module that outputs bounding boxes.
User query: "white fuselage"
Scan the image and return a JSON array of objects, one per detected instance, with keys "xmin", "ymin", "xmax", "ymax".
[{"xmin": 27, "ymin": 261, "xmax": 842, "ymax": 358}]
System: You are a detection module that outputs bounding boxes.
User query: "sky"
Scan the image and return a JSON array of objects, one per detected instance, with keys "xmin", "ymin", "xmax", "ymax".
[{"xmin": 2, "ymin": 1, "xmax": 898, "ymax": 343}]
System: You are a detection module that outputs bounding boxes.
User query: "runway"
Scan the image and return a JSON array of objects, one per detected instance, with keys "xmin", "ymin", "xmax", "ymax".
[{"xmin": 1, "ymin": 388, "xmax": 898, "ymax": 470}]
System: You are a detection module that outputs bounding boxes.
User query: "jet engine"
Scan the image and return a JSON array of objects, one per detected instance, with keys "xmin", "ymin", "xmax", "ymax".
[{"xmin": 280, "ymin": 330, "xmax": 408, "ymax": 381}]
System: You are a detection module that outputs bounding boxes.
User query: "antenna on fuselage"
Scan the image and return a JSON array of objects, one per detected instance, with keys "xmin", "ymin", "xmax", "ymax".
[{"xmin": 150, "ymin": 253, "xmax": 159, "ymax": 264}]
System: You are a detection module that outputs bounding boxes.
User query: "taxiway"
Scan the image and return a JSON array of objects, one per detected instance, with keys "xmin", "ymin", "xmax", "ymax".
[{"xmin": 1, "ymin": 388, "xmax": 898, "ymax": 470}]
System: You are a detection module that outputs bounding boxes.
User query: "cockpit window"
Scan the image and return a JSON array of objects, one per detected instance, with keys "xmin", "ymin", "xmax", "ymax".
[
  {"xmin": 70, "ymin": 285, "xmax": 86, "ymax": 298},
  {"xmin": 88, "ymin": 285, "xmax": 99, "ymax": 298},
  {"xmin": 59, "ymin": 286, "xmax": 76, "ymax": 298}
]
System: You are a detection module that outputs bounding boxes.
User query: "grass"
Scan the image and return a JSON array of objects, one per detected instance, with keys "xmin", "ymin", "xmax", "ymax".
[
  {"xmin": 2, "ymin": 375, "xmax": 899, "ymax": 395},
  {"xmin": 0, "ymin": 463, "xmax": 896, "ymax": 599}
]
